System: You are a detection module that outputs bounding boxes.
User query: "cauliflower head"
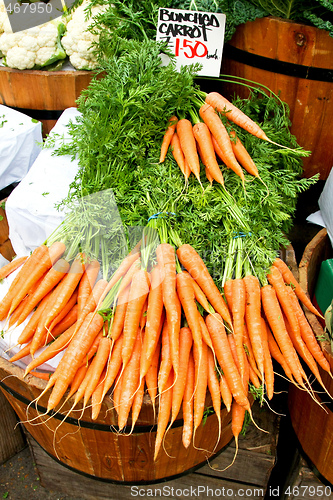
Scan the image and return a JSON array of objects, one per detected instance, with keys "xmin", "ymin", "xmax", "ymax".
[
  {"xmin": 61, "ymin": 1, "xmax": 108, "ymax": 70},
  {"xmin": 0, "ymin": 17, "xmax": 67, "ymax": 70}
]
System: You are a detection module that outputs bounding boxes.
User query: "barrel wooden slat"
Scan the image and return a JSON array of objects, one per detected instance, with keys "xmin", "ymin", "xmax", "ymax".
[
  {"xmin": 0, "ymin": 355, "xmax": 234, "ymax": 483},
  {"xmin": 221, "ymin": 16, "xmax": 333, "ymax": 180},
  {"xmin": 288, "ymin": 227, "xmax": 333, "ymax": 484}
]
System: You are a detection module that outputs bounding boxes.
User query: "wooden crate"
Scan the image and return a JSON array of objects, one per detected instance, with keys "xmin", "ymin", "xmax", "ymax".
[
  {"xmin": 0, "ymin": 389, "xmax": 25, "ymax": 465},
  {"xmin": 25, "ymin": 401, "xmax": 279, "ymax": 499}
]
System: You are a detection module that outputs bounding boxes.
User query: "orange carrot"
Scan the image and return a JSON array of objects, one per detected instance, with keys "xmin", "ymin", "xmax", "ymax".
[
  {"xmin": 266, "ymin": 326, "xmax": 294, "ymax": 382},
  {"xmin": 0, "ymin": 256, "xmax": 28, "ymax": 281},
  {"xmin": 205, "ymin": 92, "xmax": 270, "ymax": 142},
  {"xmin": 219, "ymin": 372, "xmax": 233, "ymax": 413},
  {"xmin": 193, "ymin": 121, "xmax": 224, "ymax": 186},
  {"xmin": 117, "ymin": 330, "xmax": 141, "ymax": 431},
  {"xmin": 229, "ymin": 130, "xmax": 259, "ymax": 177},
  {"xmin": 243, "ymin": 275, "xmax": 265, "ymax": 380},
  {"xmin": 140, "ymin": 266, "xmax": 164, "ymax": 379},
  {"xmin": 91, "ymin": 368, "xmax": 107, "ymax": 421},
  {"xmin": 122, "ymin": 268, "xmax": 150, "ymax": 369},
  {"xmin": 260, "ymin": 318, "xmax": 274, "ymax": 400},
  {"xmin": 230, "ymin": 278, "xmax": 246, "ymax": 378},
  {"xmin": 170, "ymin": 132, "xmax": 188, "ymax": 180},
  {"xmin": 176, "ymin": 118, "xmax": 202, "ymax": 184},
  {"xmin": 154, "ymin": 369, "xmax": 173, "ymax": 460},
  {"xmin": 76, "ymin": 278, "xmax": 108, "ymax": 330},
  {"xmin": 77, "ymin": 260, "xmax": 100, "ymax": 317},
  {"xmin": 273, "ymin": 257, "xmax": 323, "ymax": 318},
  {"xmin": 186, "ymin": 271, "xmax": 211, "ymax": 314},
  {"xmin": 0, "ymin": 245, "xmax": 48, "ymax": 321},
  {"xmin": 145, "ymin": 337, "xmax": 161, "ymax": 413},
  {"xmin": 46, "ymin": 312, "xmax": 104, "ymax": 412},
  {"xmin": 7, "ymin": 241, "xmax": 66, "ymax": 318},
  {"xmin": 159, "ymin": 115, "xmax": 178, "ymax": 163},
  {"xmin": 170, "ymin": 326, "xmax": 193, "ymax": 424},
  {"xmin": 65, "ymin": 364, "xmax": 89, "ymax": 402},
  {"xmin": 130, "ymin": 376, "xmax": 145, "ymax": 431},
  {"xmin": 182, "ymin": 351, "xmax": 194, "ymax": 448},
  {"xmin": 83, "ymin": 336, "xmax": 112, "ymax": 407},
  {"xmin": 15, "ymin": 258, "xmax": 71, "ymax": 327},
  {"xmin": 176, "ymin": 271, "xmax": 202, "ymax": 362},
  {"xmin": 47, "ymin": 289, "xmax": 78, "ymax": 335},
  {"xmin": 101, "ymin": 335, "xmax": 124, "ymax": 400},
  {"xmin": 267, "ymin": 265, "xmax": 301, "ymax": 343},
  {"xmin": 207, "ymin": 346, "xmax": 222, "ymax": 436},
  {"xmin": 177, "ymin": 244, "xmax": 232, "ymax": 327},
  {"xmin": 261, "ymin": 284, "xmax": 305, "ymax": 386},
  {"xmin": 193, "ymin": 339, "xmax": 208, "ymax": 435},
  {"xmin": 50, "ymin": 303, "xmax": 78, "ymax": 338},
  {"xmin": 223, "ymin": 278, "xmax": 233, "ymax": 310},
  {"xmin": 156, "ymin": 243, "xmax": 181, "ymax": 378},
  {"xmin": 109, "ymin": 285, "xmax": 130, "ymax": 342},
  {"xmin": 199, "ymin": 103, "xmax": 245, "ymax": 183},
  {"xmin": 16, "ymin": 289, "xmax": 54, "ymax": 346},
  {"xmin": 287, "ymin": 287, "xmax": 331, "ymax": 374},
  {"xmin": 158, "ymin": 320, "xmax": 173, "ymax": 394},
  {"xmin": 206, "ymin": 313, "xmax": 250, "ymax": 411}
]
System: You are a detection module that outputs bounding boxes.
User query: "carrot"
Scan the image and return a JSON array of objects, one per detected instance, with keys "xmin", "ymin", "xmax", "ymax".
[
  {"xmin": 260, "ymin": 318, "xmax": 274, "ymax": 400},
  {"xmin": 176, "ymin": 272, "xmax": 203, "ymax": 362},
  {"xmin": 205, "ymin": 92, "xmax": 270, "ymax": 142},
  {"xmin": 7, "ymin": 241, "xmax": 66, "ymax": 318},
  {"xmin": 76, "ymin": 278, "xmax": 108, "ymax": 330},
  {"xmin": 30, "ymin": 370, "xmax": 52, "ymax": 381},
  {"xmin": 0, "ymin": 245, "xmax": 48, "ymax": 321},
  {"xmin": 229, "ymin": 130, "xmax": 260, "ymax": 177},
  {"xmin": 193, "ymin": 121, "xmax": 225, "ymax": 186},
  {"xmin": 205, "ymin": 166, "xmax": 213, "ymax": 185},
  {"xmin": 170, "ymin": 326, "xmax": 193, "ymax": 424},
  {"xmin": 156, "ymin": 243, "xmax": 181, "ymax": 378},
  {"xmin": 0, "ymin": 256, "xmax": 28, "ymax": 281},
  {"xmin": 140, "ymin": 266, "xmax": 164, "ymax": 379},
  {"xmin": 112, "ymin": 368, "xmax": 123, "ymax": 415},
  {"xmin": 197, "ymin": 312, "xmax": 214, "ymax": 352},
  {"xmin": 207, "ymin": 346, "xmax": 222, "ymax": 440},
  {"xmin": 170, "ymin": 132, "xmax": 188, "ymax": 180},
  {"xmin": 154, "ymin": 369, "xmax": 173, "ymax": 460},
  {"xmin": 182, "ymin": 351, "xmax": 194, "ymax": 448},
  {"xmin": 176, "ymin": 118, "xmax": 202, "ymax": 185},
  {"xmin": 16, "ymin": 289, "xmax": 54, "ymax": 346},
  {"xmin": 287, "ymin": 287, "xmax": 331, "ymax": 374},
  {"xmin": 212, "ymin": 134, "xmax": 227, "ymax": 165},
  {"xmin": 77, "ymin": 260, "xmax": 100, "ymax": 317},
  {"xmin": 230, "ymin": 278, "xmax": 246, "ymax": 378},
  {"xmin": 30, "ymin": 257, "xmax": 85, "ymax": 357},
  {"xmin": 117, "ymin": 257, "xmax": 141, "ymax": 296},
  {"xmin": 91, "ymin": 368, "xmax": 107, "ymax": 421},
  {"xmin": 47, "ymin": 289, "xmax": 78, "ymax": 334},
  {"xmin": 139, "ymin": 296, "xmax": 148, "ymax": 331},
  {"xmin": 145, "ymin": 337, "xmax": 161, "ymax": 414},
  {"xmin": 122, "ymin": 268, "xmax": 150, "ymax": 369},
  {"xmin": 261, "ymin": 284, "xmax": 305, "ymax": 386},
  {"xmin": 199, "ymin": 103, "xmax": 245, "ymax": 183},
  {"xmin": 65, "ymin": 364, "xmax": 89, "ymax": 402},
  {"xmin": 83, "ymin": 336, "xmax": 112, "ymax": 407},
  {"xmin": 267, "ymin": 265, "xmax": 301, "ymax": 343},
  {"xmin": 159, "ymin": 115, "xmax": 178, "ymax": 163},
  {"xmin": 193, "ymin": 339, "xmax": 208, "ymax": 436},
  {"xmin": 117, "ymin": 329, "xmax": 141, "ymax": 431},
  {"xmin": 15, "ymin": 258, "xmax": 71, "ymax": 327},
  {"xmin": 101, "ymin": 335, "xmax": 124, "ymax": 400},
  {"xmin": 130, "ymin": 376, "xmax": 145, "ymax": 431},
  {"xmin": 50, "ymin": 303, "xmax": 78, "ymax": 338},
  {"xmin": 243, "ymin": 274, "xmax": 265, "ymax": 380},
  {"xmin": 46, "ymin": 312, "xmax": 104, "ymax": 412},
  {"xmin": 273, "ymin": 257, "xmax": 323, "ymax": 318},
  {"xmin": 223, "ymin": 278, "xmax": 233, "ymax": 310},
  {"xmin": 219, "ymin": 372, "xmax": 233, "ymax": 413},
  {"xmin": 243, "ymin": 323, "xmax": 261, "ymax": 379},
  {"xmin": 186, "ymin": 271, "xmax": 211, "ymax": 314},
  {"xmin": 24, "ymin": 322, "xmax": 78, "ymax": 376},
  {"xmin": 158, "ymin": 320, "xmax": 173, "ymax": 394},
  {"xmin": 177, "ymin": 244, "xmax": 232, "ymax": 327},
  {"xmin": 266, "ymin": 326, "xmax": 294, "ymax": 382},
  {"xmin": 205, "ymin": 313, "xmax": 250, "ymax": 411},
  {"xmin": 109, "ymin": 285, "xmax": 130, "ymax": 342}
]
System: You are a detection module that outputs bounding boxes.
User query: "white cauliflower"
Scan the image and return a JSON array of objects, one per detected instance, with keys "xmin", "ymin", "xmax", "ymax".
[
  {"xmin": 0, "ymin": 0, "xmax": 11, "ymax": 35},
  {"xmin": 61, "ymin": 1, "xmax": 108, "ymax": 70},
  {"xmin": 0, "ymin": 17, "xmax": 67, "ymax": 70}
]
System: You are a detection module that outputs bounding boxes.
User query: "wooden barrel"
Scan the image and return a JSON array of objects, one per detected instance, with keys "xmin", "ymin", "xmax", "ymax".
[
  {"xmin": 288, "ymin": 227, "xmax": 333, "ymax": 484},
  {"xmin": 0, "ymin": 67, "xmax": 93, "ymax": 136},
  {"xmin": 220, "ymin": 16, "xmax": 333, "ymax": 180},
  {"xmin": 0, "ymin": 356, "xmax": 233, "ymax": 483}
]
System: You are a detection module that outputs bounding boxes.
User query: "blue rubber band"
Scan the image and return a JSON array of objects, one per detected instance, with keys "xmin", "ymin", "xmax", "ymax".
[
  {"xmin": 233, "ymin": 231, "xmax": 252, "ymax": 239},
  {"xmin": 148, "ymin": 211, "xmax": 176, "ymax": 222}
]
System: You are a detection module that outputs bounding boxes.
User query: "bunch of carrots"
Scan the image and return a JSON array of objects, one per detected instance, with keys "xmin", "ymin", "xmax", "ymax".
[
  {"xmin": 159, "ymin": 91, "xmax": 276, "ymax": 187},
  {"xmin": 0, "ymin": 228, "xmax": 331, "ymax": 465}
]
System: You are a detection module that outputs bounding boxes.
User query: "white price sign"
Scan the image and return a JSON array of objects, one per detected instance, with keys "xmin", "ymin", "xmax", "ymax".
[{"xmin": 156, "ymin": 8, "xmax": 226, "ymax": 78}]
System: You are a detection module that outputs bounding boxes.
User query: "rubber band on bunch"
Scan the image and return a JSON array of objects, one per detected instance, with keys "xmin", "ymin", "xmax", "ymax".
[
  {"xmin": 148, "ymin": 211, "xmax": 176, "ymax": 222},
  {"xmin": 233, "ymin": 231, "xmax": 252, "ymax": 239}
]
